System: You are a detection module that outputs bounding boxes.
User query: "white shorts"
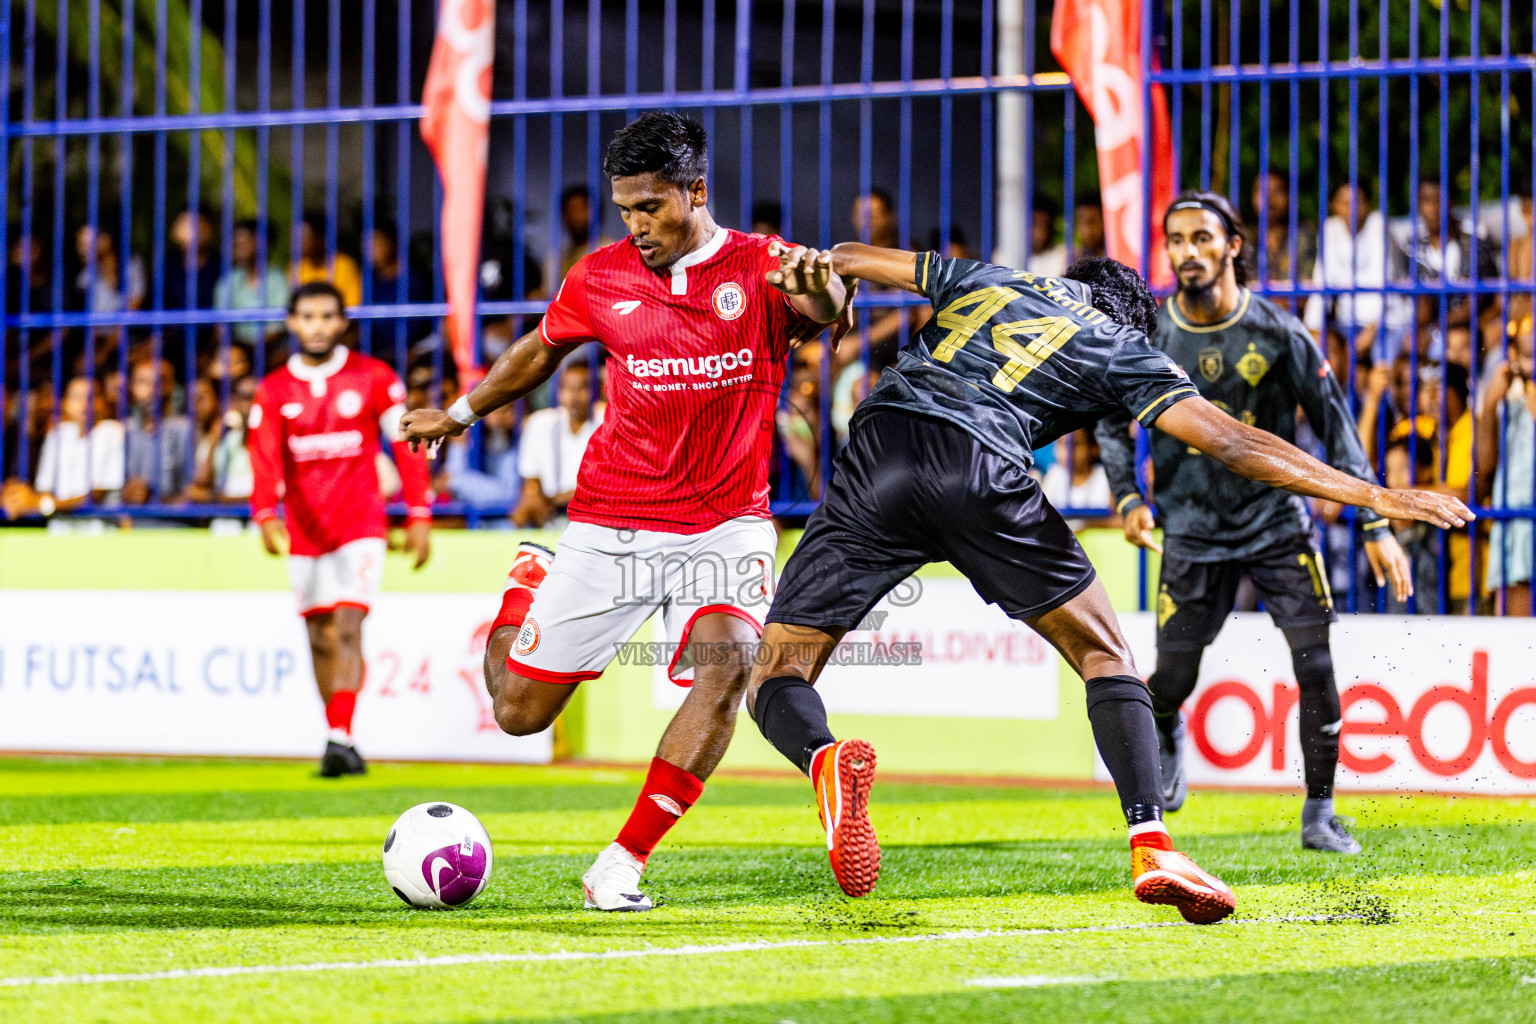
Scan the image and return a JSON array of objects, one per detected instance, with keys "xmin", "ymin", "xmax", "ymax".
[
  {"xmin": 509, "ymin": 517, "xmax": 776, "ymax": 686},
  {"xmin": 288, "ymin": 537, "xmax": 387, "ymax": 617}
]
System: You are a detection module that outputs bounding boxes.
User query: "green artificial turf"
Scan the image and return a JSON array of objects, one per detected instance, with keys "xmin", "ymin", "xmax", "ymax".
[{"xmin": 0, "ymin": 757, "xmax": 1530, "ymax": 1023}]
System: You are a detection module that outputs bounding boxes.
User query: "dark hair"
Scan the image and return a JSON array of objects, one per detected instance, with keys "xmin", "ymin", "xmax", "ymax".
[
  {"xmin": 926, "ymin": 225, "xmax": 969, "ymax": 251},
  {"xmin": 234, "ymin": 218, "xmax": 280, "ymax": 246},
  {"xmin": 287, "ymin": 280, "xmax": 346, "ymax": 315},
  {"xmin": 301, "ymin": 210, "xmax": 328, "ymax": 234},
  {"xmin": 1075, "ymin": 191, "xmax": 1104, "ymax": 212},
  {"xmin": 1331, "ymin": 179, "xmax": 1375, "ymax": 203},
  {"xmin": 560, "ymin": 184, "xmax": 591, "ymax": 209},
  {"xmin": 1061, "ymin": 257, "xmax": 1158, "ymax": 337},
  {"xmin": 407, "ymin": 356, "xmax": 459, "ymax": 390},
  {"xmin": 1388, "ymin": 430, "xmax": 1437, "ymax": 473},
  {"xmin": 1032, "ymin": 192, "xmax": 1061, "ymax": 219},
  {"xmin": 750, "ymin": 200, "xmax": 783, "ymax": 231},
  {"xmin": 601, "ymin": 112, "xmax": 709, "ymax": 188},
  {"xmin": 1444, "ymin": 361, "xmax": 1470, "ymax": 407},
  {"xmin": 1164, "ymin": 189, "xmax": 1251, "ymax": 286},
  {"xmin": 862, "ymin": 187, "xmax": 895, "ymax": 212},
  {"xmin": 371, "ymin": 217, "xmax": 399, "ymax": 245}
]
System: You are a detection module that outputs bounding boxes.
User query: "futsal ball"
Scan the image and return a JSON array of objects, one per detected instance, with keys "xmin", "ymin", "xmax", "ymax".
[{"xmin": 382, "ymin": 802, "xmax": 494, "ymax": 909}]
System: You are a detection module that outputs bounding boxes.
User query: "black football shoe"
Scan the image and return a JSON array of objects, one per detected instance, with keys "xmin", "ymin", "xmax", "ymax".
[
  {"xmin": 1158, "ymin": 712, "xmax": 1188, "ymax": 812},
  {"xmin": 319, "ymin": 740, "xmax": 367, "ymax": 778}
]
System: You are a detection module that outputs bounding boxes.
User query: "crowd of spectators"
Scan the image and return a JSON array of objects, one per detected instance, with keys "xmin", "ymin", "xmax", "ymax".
[{"xmin": 3, "ymin": 177, "xmax": 1535, "ymax": 613}]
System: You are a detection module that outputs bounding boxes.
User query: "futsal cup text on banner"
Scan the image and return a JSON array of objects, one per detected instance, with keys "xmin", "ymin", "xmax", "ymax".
[
  {"xmin": 421, "ymin": 0, "xmax": 496, "ymax": 384},
  {"xmin": 1051, "ymin": 0, "xmax": 1174, "ymax": 287},
  {"xmin": 0, "ymin": 591, "xmax": 550, "ymax": 763},
  {"xmin": 1115, "ymin": 613, "xmax": 1536, "ymax": 795}
]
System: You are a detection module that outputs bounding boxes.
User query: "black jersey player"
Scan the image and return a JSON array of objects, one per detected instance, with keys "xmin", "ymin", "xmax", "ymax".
[
  {"xmin": 1095, "ymin": 192, "xmax": 1412, "ymax": 854},
  {"xmin": 747, "ymin": 244, "xmax": 1471, "ymax": 923}
]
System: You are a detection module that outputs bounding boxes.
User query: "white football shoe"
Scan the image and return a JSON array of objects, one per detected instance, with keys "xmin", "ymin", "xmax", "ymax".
[{"xmin": 581, "ymin": 842, "xmax": 654, "ymax": 911}]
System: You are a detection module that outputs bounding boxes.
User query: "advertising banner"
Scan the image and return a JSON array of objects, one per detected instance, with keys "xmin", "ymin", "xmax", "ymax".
[
  {"xmin": 650, "ymin": 578, "xmax": 1063, "ymax": 720},
  {"xmin": 1115, "ymin": 612, "xmax": 1536, "ymax": 794},
  {"xmin": 0, "ymin": 591, "xmax": 550, "ymax": 763}
]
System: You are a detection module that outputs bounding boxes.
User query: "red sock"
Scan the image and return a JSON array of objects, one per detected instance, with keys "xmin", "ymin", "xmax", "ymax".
[
  {"xmin": 325, "ymin": 690, "xmax": 357, "ymax": 736},
  {"xmin": 1129, "ymin": 820, "xmax": 1174, "ymax": 851},
  {"xmin": 615, "ymin": 757, "xmax": 706, "ymax": 862},
  {"xmin": 492, "ymin": 587, "xmax": 534, "ymax": 633}
]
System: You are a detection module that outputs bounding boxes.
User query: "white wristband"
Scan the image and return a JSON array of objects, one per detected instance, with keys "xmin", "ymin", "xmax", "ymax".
[{"xmin": 446, "ymin": 395, "xmax": 482, "ymax": 426}]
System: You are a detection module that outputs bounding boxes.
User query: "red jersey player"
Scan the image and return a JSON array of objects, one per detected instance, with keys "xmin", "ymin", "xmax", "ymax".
[
  {"xmin": 250, "ymin": 281, "xmax": 433, "ymax": 777},
  {"xmin": 402, "ymin": 112, "xmax": 847, "ymax": 910}
]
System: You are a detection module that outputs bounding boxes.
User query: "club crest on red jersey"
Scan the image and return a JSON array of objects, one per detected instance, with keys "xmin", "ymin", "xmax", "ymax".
[
  {"xmin": 335, "ymin": 389, "xmax": 364, "ymax": 418},
  {"xmin": 712, "ymin": 281, "xmax": 746, "ymax": 321},
  {"xmin": 514, "ymin": 618, "xmax": 541, "ymax": 656}
]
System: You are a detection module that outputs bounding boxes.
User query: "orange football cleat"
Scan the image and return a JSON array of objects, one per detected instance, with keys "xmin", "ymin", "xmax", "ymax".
[
  {"xmin": 1132, "ymin": 846, "xmax": 1236, "ymax": 924},
  {"xmin": 813, "ymin": 739, "xmax": 880, "ymax": 897}
]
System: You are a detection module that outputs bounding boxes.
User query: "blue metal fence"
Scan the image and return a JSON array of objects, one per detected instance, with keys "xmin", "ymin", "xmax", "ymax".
[{"xmin": 2, "ymin": 1, "xmax": 1534, "ymax": 615}]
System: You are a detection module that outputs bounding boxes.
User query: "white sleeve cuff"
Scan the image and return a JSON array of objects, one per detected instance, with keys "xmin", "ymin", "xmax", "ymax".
[{"xmin": 446, "ymin": 395, "xmax": 482, "ymax": 427}]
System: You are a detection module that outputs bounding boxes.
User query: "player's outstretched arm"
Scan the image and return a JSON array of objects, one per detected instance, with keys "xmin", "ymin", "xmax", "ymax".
[
  {"xmin": 766, "ymin": 241, "xmax": 847, "ymax": 324},
  {"xmin": 400, "ymin": 327, "xmax": 569, "ymax": 452},
  {"xmin": 1152, "ymin": 396, "xmax": 1475, "ymax": 530},
  {"xmin": 828, "ymin": 243, "xmax": 923, "ymax": 294}
]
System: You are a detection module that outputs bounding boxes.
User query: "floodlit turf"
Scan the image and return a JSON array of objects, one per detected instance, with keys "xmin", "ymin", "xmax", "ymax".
[{"xmin": 0, "ymin": 758, "xmax": 1531, "ymax": 1023}]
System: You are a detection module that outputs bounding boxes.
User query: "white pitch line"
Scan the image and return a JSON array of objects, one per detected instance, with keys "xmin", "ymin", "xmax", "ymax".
[
  {"xmin": 0, "ymin": 915, "xmax": 1348, "ymax": 989},
  {"xmin": 966, "ymin": 975, "xmax": 1104, "ymax": 988}
]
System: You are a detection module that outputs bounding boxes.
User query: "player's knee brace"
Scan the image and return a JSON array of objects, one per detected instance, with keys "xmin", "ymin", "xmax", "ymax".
[
  {"xmin": 1148, "ymin": 646, "xmax": 1202, "ymax": 720},
  {"xmin": 1283, "ymin": 625, "xmax": 1341, "ymax": 800}
]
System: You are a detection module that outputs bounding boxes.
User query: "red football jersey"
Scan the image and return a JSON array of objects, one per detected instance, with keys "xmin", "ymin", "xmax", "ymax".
[
  {"xmin": 249, "ymin": 348, "xmax": 431, "ymax": 556},
  {"xmin": 540, "ymin": 229, "xmax": 815, "ymax": 533}
]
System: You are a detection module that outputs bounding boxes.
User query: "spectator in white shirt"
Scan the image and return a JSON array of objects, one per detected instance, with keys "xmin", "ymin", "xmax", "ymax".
[
  {"xmin": 73, "ymin": 225, "xmax": 146, "ymax": 330},
  {"xmin": 513, "ymin": 361, "xmax": 602, "ymax": 528},
  {"xmin": 0, "ymin": 376, "xmax": 125, "ymax": 518},
  {"xmin": 1305, "ymin": 182, "xmax": 1413, "ymax": 365},
  {"xmin": 212, "ymin": 374, "xmax": 257, "ymax": 500},
  {"xmin": 1025, "ymin": 193, "xmax": 1068, "ymax": 278}
]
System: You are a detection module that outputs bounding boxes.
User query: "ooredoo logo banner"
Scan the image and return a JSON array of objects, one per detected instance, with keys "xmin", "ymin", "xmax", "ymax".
[{"xmin": 1119, "ymin": 613, "xmax": 1536, "ymax": 795}]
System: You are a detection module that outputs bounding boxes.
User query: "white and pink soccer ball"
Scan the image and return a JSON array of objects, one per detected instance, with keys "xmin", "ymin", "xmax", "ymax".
[{"xmin": 382, "ymin": 802, "xmax": 494, "ymax": 909}]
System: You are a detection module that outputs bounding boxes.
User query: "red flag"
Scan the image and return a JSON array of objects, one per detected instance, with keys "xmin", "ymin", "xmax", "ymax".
[
  {"xmin": 1051, "ymin": 0, "xmax": 1174, "ymax": 288},
  {"xmin": 420, "ymin": 0, "xmax": 496, "ymax": 384}
]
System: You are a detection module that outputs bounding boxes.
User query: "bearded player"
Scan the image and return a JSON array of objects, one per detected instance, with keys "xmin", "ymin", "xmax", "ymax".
[
  {"xmin": 1095, "ymin": 191, "xmax": 1411, "ymax": 853},
  {"xmin": 250, "ymin": 281, "xmax": 432, "ymax": 777},
  {"xmin": 401, "ymin": 112, "xmax": 847, "ymax": 911},
  {"xmin": 742, "ymin": 245, "xmax": 1471, "ymax": 922}
]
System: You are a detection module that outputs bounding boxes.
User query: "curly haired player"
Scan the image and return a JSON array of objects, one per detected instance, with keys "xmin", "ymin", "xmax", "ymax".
[{"xmin": 743, "ymin": 244, "xmax": 1471, "ymax": 922}]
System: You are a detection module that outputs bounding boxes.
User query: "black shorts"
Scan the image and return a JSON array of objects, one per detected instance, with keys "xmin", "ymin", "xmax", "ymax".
[
  {"xmin": 766, "ymin": 410, "xmax": 1097, "ymax": 631},
  {"xmin": 1156, "ymin": 535, "xmax": 1334, "ymax": 651}
]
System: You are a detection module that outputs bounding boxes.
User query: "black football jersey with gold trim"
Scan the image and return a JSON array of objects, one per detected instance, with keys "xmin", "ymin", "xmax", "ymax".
[
  {"xmin": 856, "ymin": 254, "xmax": 1199, "ymax": 473},
  {"xmin": 1097, "ymin": 289, "xmax": 1383, "ymax": 561}
]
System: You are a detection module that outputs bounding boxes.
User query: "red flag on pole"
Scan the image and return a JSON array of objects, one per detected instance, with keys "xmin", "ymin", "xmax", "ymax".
[
  {"xmin": 1051, "ymin": 0, "xmax": 1174, "ymax": 288},
  {"xmin": 420, "ymin": 0, "xmax": 496, "ymax": 384}
]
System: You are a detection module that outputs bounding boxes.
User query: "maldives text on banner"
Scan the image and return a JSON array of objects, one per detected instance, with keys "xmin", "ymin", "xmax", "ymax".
[{"xmin": 0, "ymin": 591, "xmax": 551, "ymax": 762}]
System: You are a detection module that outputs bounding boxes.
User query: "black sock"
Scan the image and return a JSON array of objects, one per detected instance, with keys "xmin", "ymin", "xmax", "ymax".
[
  {"xmin": 1085, "ymin": 675, "xmax": 1164, "ymax": 826},
  {"xmin": 752, "ymin": 675, "xmax": 836, "ymax": 775},
  {"xmin": 1284, "ymin": 626, "xmax": 1340, "ymax": 801},
  {"xmin": 1148, "ymin": 645, "xmax": 1203, "ymax": 730}
]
